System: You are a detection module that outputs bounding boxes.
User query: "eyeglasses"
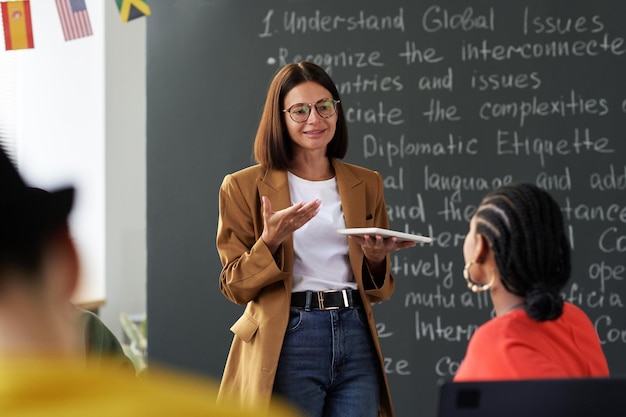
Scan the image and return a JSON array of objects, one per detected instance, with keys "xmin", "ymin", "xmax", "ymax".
[{"xmin": 282, "ymin": 98, "xmax": 340, "ymax": 123}]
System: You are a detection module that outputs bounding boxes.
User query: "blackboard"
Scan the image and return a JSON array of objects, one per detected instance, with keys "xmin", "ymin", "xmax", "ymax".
[{"xmin": 146, "ymin": 1, "xmax": 626, "ymax": 416}]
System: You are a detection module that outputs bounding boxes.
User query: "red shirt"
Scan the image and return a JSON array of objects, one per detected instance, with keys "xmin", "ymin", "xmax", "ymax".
[{"xmin": 454, "ymin": 302, "xmax": 609, "ymax": 381}]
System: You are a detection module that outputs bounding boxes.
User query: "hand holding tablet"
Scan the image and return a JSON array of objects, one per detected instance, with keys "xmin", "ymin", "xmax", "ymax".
[{"xmin": 337, "ymin": 227, "xmax": 433, "ymax": 244}]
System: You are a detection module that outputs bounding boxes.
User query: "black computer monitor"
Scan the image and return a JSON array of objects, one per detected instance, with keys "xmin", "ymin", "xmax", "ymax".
[{"xmin": 438, "ymin": 378, "xmax": 626, "ymax": 417}]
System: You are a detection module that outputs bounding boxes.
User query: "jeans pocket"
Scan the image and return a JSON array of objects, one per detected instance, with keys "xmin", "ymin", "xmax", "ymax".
[
  {"xmin": 285, "ymin": 307, "xmax": 303, "ymax": 333},
  {"xmin": 354, "ymin": 306, "xmax": 369, "ymax": 328}
]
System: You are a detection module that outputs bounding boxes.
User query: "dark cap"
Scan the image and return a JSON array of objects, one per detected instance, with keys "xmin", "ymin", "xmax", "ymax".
[{"xmin": 0, "ymin": 144, "xmax": 74, "ymax": 252}]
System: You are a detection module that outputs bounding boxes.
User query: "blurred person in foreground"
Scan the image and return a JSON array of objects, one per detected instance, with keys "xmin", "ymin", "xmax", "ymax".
[
  {"xmin": 454, "ymin": 182, "xmax": 609, "ymax": 381},
  {"xmin": 0, "ymin": 144, "xmax": 299, "ymax": 417}
]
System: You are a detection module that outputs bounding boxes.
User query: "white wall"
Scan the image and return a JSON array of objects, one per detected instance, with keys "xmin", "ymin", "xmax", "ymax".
[
  {"xmin": 1, "ymin": 0, "xmax": 146, "ymax": 339},
  {"xmin": 100, "ymin": 1, "xmax": 147, "ymax": 336},
  {"xmin": 11, "ymin": 0, "xmax": 106, "ymax": 305}
]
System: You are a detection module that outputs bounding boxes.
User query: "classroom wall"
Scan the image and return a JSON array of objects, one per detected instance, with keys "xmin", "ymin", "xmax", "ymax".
[
  {"xmin": 100, "ymin": 0, "xmax": 147, "ymax": 339},
  {"xmin": 8, "ymin": 0, "xmax": 106, "ymax": 306}
]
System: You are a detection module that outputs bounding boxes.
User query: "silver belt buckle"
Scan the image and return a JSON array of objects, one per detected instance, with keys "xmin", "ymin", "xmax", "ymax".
[{"xmin": 317, "ymin": 289, "xmax": 349, "ymax": 310}]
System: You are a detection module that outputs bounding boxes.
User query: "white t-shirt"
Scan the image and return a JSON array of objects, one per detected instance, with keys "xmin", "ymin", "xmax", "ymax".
[{"xmin": 288, "ymin": 172, "xmax": 356, "ymax": 292}]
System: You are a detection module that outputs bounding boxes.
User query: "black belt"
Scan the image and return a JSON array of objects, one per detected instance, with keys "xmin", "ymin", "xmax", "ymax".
[{"xmin": 291, "ymin": 289, "xmax": 362, "ymax": 310}]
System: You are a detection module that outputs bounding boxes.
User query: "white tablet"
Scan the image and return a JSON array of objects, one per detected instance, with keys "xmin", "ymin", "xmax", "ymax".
[{"xmin": 337, "ymin": 227, "xmax": 433, "ymax": 243}]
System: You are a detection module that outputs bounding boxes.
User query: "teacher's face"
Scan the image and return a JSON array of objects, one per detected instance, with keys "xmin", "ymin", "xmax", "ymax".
[{"xmin": 283, "ymin": 81, "xmax": 337, "ymax": 156}]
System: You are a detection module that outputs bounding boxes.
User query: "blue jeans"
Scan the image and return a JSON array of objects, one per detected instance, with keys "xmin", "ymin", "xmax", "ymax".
[{"xmin": 272, "ymin": 306, "xmax": 381, "ymax": 417}]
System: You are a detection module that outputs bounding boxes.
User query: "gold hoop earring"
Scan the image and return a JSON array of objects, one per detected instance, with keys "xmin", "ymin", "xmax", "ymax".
[{"xmin": 463, "ymin": 261, "xmax": 494, "ymax": 293}]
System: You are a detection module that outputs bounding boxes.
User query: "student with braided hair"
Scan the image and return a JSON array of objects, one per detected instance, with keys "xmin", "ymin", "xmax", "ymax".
[{"xmin": 454, "ymin": 182, "xmax": 609, "ymax": 381}]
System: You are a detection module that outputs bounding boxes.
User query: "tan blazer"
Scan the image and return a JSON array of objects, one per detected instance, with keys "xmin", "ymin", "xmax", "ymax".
[{"xmin": 216, "ymin": 159, "xmax": 396, "ymax": 417}]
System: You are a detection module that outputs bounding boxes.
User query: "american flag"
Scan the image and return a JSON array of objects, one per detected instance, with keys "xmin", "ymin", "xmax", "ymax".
[{"xmin": 55, "ymin": 0, "xmax": 93, "ymax": 41}]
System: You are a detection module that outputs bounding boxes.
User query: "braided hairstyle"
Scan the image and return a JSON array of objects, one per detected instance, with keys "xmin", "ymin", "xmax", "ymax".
[{"xmin": 474, "ymin": 183, "xmax": 571, "ymax": 321}]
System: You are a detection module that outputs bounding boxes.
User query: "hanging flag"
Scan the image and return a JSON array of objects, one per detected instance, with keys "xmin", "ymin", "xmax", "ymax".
[
  {"xmin": 55, "ymin": 0, "xmax": 93, "ymax": 41},
  {"xmin": 1, "ymin": 0, "xmax": 34, "ymax": 51},
  {"xmin": 115, "ymin": 0, "xmax": 151, "ymax": 23}
]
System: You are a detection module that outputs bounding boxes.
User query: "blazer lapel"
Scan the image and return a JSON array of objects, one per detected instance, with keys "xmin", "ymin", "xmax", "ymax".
[
  {"xmin": 332, "ymin": 159, "xmax": 366, "ymax": 228},
  {"xmin": 256, "ymin": 168, "xmax": 294, "ymax": 293},
  {"xmin": 257, "ymin": 168, "xmax": 291, "ymax": 211},
  {"xmin": 332, "ymin": 159, "xmax": 368, "ymax": 287}
]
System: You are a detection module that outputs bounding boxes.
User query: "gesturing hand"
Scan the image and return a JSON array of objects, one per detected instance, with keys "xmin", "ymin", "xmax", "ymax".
[{"xmin": 260, "ymin": 196, "xmax": 321, "ymax": 255}]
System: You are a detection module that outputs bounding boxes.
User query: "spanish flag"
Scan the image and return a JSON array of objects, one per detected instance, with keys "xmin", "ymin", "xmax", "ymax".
[
  {"xmin": 1, "ymin": 0, "xmax": 34, "ymax": 50},
  {"xmin": 115, "ymin": 0, "xmax": 151, "ymax": 23}
]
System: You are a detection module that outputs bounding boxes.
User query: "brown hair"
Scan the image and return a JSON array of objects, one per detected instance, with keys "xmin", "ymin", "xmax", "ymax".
[{"xmin": 253, "ymin": 62, "xmax": 348, "ymax": 170}]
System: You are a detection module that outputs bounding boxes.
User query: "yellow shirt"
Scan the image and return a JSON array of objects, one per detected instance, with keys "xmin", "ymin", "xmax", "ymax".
[{"xmin": 0, "ymin": 358, "xmax": 300, "ymax": 417}]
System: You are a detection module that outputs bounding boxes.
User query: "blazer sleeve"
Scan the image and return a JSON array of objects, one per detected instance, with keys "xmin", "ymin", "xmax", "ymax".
[{"xmin": 216, "ymin": 173, "xmax": 290, "ymax": 305}]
